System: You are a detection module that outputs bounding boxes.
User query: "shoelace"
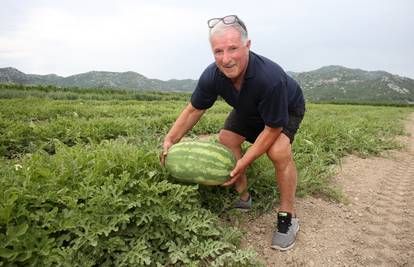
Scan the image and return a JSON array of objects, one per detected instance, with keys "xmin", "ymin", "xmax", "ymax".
[{"xmin": 277, "ymin": 217, "xmax": 292, "ymax": 234}]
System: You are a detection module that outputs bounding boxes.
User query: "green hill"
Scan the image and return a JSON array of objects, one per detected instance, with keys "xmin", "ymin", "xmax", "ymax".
[
  {"xmin": 0, "ymin": 67, "xmax": 196, "ymax": 92},
  {"xmin": 289, "ymin": 66, "xmax": 414, "ymax": 104}
]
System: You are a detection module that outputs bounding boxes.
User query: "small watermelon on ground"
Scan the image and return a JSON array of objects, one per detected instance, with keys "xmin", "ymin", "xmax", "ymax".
[{"xmin": 165, "ymin": 141, "xmax": 236, "ymax": 185}]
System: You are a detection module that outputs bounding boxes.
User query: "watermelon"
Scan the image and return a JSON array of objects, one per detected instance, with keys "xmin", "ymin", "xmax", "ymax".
[{"xmin": 165, "ymin": 141, "xmax": 236, "ymax": 185}]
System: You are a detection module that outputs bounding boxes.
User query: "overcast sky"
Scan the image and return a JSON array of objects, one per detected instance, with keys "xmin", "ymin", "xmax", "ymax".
[{"xmin": 1, "ymin": 0, "xmax": 413, "ymax": 80}]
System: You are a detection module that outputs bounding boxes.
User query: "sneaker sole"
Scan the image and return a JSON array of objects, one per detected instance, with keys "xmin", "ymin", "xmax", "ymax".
[
  {"xmin": 271, "ymin": 241, "xmax": 296, "ymax": 251},
  {"xmin": 270, "ymin": 224, "xmax": 300, "ymax": 251}
]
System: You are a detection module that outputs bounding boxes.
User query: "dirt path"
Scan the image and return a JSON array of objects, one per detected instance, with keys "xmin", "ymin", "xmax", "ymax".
[{"xmin": 240, "ymin": 113, "xmax": 414, "ymax": 266}]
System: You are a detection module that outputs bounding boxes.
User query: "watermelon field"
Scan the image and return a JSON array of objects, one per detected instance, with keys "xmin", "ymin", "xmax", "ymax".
[{"xmin": 0, "ymin": 84, "xmax": 412, "ymax": 266}]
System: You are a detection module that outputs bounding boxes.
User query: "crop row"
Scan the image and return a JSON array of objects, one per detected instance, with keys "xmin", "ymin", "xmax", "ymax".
[
  {"xmin": 0, "ymin": 139, "xmax": 259, "ymax": 266},
  {"xmin": 0, "ymin": 98, "xmax": 229, "ymax": 158},
  {"xmin": 0, "ymin": 84, "xmax": 191, "ymax": 101}
]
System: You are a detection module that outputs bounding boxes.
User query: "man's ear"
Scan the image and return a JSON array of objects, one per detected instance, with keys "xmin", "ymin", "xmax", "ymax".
[{"xmin": 246, "ymin": 39, "xmax": 251, "ymax": 49}]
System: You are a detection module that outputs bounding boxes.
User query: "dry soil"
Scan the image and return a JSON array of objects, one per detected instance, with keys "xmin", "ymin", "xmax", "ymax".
[{"xmin": 240, "ymin": 113, "xmax": 414, "ymax": 267}]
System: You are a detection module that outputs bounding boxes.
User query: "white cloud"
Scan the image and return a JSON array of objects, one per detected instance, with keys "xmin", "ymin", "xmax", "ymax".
[
  {"xmin": 1, "ymin": 2, "xmax": 210, "ymax": 77},
  {"xmin": 1, "ymin": 0, "xmax": 413, "ymax": 79}
]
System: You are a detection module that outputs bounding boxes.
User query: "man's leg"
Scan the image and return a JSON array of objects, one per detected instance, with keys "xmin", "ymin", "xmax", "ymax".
[
  {"xmin": 267, "ymin": 133, "xmax": 299, "ymax": 250},
  {"xmin": 266, "ymin": 133, "xmax": 297, "ymax": 214},
  {"xmin": 218, "ymin": 129, "xmax": 250, "ymax": 201}
]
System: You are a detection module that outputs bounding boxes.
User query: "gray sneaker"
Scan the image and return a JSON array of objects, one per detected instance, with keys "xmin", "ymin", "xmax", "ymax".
[
  {"xmin": 271, "ymin": 212, "xmax": 299, "ymax": 251},
  {"xmin": 228, "ymin": 195, "xmax": 252, "ymax": 212}
]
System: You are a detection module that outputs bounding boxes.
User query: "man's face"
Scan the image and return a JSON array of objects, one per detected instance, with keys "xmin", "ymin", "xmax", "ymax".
[{"xmin": 210, "ymin": 27, "xmax": 250, "ymax": 81}]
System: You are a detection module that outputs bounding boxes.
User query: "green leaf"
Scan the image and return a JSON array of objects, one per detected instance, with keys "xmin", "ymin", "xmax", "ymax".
[
  {"xmin": 0, "ymin": 247, "xmax": 18, "ymax": 260},
  {"xmin": 7, "ymin": 223, "xmax": 29, "ymax": 239}
]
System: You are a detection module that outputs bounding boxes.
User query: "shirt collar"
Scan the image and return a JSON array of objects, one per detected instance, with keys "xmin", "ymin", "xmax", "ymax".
[{"xmin": 244, "ymin": 51, "xmax": 256, "ymax": 80}]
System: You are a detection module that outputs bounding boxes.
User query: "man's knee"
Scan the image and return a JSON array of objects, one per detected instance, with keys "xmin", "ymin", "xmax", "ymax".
[
  {"xmin": 219, "ymin": 129, "xmax": 244, "ymax": 157},
  {"xmin": 219, "ymin": 129, "xmax": 244, "ymax": 148},
  {"xmin": 267, "ymin": 134, "xmax": 293, "ymax": 169}
]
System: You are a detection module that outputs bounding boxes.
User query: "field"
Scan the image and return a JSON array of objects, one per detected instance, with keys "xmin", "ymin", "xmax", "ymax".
[{"xmin": 0, "ymin": 84, "xmax": 412, "ymax": 266}]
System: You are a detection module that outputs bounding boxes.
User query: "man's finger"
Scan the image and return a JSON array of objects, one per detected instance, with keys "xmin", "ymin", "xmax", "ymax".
[
  {"xmin": 159, "ymin": 151, "xmax": 168, "ymax": 166},
  {"xmin": 221, "ymin": 176, "xmax": 237, "ymax": 186}
]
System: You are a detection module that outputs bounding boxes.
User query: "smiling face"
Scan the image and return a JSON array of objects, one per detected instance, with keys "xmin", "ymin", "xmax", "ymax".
[{"xmin": 210, "ymin": 27, "xmax": 251, "ymax": 84}]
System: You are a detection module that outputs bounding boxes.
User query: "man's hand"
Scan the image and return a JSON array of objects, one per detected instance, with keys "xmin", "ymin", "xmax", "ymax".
[
  {"xmin": 159, "ymin": 103, "xmax": 206, "ymax": 166},
  {"xmin": 221, "ymin": 158, "xmax": 248, "ymax": 186},
  {"xmin": 160, "ymin": 140, "xmax": 174, "ymax": 166}
]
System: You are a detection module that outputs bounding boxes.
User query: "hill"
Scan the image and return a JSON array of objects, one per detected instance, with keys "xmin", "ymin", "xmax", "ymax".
[
  {"xmin": 0, "ymin": 67, "xmax": 197, "ymax": 92},
  {"xmin": 1, "ymin": 66, "xmax": 413, "ymax": 104},
  {"xmin": 289, "ymin": 66, "xmax": 414, "ymax": 104}
]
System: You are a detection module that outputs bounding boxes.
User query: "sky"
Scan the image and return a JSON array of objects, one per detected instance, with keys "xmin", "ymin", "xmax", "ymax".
[{"xmin": 1, "ymin": 0, "xmax": 413, "ymax": 80}]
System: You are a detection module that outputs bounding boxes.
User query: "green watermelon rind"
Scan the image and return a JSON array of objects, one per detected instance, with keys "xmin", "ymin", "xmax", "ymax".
[{"xmin": 165, "ymin": 141, "xmax": 236, "ymax": 186}]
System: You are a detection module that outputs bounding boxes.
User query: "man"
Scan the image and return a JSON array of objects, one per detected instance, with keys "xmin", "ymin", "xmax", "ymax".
[{"xmin": 160, "ymin": 15, "xmax": 305, "ymax": 251}]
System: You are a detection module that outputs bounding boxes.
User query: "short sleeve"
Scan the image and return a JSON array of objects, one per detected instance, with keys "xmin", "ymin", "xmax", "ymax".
[
  {"xmin": 258, "ymin": 80, "xmax": 289, "ymax": 128},
  {"xmin": 191, "ymin": 66, "xmax": 218, "ymax": 110}
]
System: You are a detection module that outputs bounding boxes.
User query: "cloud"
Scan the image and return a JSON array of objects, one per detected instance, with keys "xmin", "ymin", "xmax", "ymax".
[
  {"xmin": 0, "ymin": 2, "xmax": 210, "ymax": 78},
  {"xmin": 1, "ymin": 0, "xmax": 413, "ymax": 79}
]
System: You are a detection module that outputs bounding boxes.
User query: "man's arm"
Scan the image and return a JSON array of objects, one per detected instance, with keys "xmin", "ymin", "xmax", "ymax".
[
  {"xmin": 160, "ymin": 103, "xmax": 205, "ymax": 165},
  {"xmin": 222, "ymin": 126, "xmax": 282, "ymax": 186}
]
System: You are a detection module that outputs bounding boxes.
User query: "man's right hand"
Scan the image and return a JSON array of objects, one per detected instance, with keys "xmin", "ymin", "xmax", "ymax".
[
  {"xmin": 160, "ymin": 140, "xmax": 174, "ymax": 166},
  {"xmin": 159, "ymin": 103, "xmax": 205, "ymax": 166}
]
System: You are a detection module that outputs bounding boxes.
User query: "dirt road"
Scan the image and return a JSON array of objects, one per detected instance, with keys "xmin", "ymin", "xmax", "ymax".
[{"xmin": 241, "ymin": 113, "xmax": 414, "ymax": 266}]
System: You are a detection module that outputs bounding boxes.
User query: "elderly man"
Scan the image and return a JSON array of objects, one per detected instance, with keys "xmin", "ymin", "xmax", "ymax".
[{"xmin": 160, "ymin": 15, "xmax": 305, "ymax": 251}]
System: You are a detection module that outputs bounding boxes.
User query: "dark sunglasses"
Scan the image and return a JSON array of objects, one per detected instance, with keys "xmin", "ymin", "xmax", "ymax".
[{"xmin": 207, "ymin": 15, "xmax": 247, "ymax": 32}]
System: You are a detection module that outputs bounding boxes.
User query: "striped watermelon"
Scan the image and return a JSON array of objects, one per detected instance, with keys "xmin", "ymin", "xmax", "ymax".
[{"xmin": 165, "ymin": 141, "xmax": 236, "ymax": 185}]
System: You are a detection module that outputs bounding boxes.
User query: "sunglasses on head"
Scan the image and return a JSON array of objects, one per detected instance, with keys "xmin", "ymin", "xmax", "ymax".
[{"xmin": 207, "ymin": 15, "xmax": 247, "ymax": 32}]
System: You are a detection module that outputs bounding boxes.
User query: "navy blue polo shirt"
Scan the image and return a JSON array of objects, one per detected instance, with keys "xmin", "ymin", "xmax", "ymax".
[{"xmin": 191, "ymin": 51, "xmax": 304, "ymax": 128}]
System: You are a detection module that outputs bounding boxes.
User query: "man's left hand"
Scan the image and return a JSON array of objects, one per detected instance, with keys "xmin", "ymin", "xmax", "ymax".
[{"xmin": 221, "ymin": 159, "xmax": 248, "ymax": 186}]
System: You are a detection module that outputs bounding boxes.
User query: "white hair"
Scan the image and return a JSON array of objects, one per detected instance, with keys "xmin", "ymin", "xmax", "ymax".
[{"xmin": 209, "ymin": 22, "xmax": 249, "ymax": 45}]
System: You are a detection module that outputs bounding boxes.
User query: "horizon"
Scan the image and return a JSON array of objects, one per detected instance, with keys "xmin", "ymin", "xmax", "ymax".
[{"xmin": 2, "ymin": 64, "xmax": 413, "ymax": 81}]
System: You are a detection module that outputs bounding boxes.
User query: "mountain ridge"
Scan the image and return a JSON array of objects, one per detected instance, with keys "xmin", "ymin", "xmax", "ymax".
[
  {"xmin": 0, "ymin": 67, "xmax": 197, "ymax": 92},
  {"xmin": 288, "ymin": 65, "xmax": 414, "ymax": 104},
  {"xmin": 1, "ymin": 66, "xmax": 413, "ymax": 104}
]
